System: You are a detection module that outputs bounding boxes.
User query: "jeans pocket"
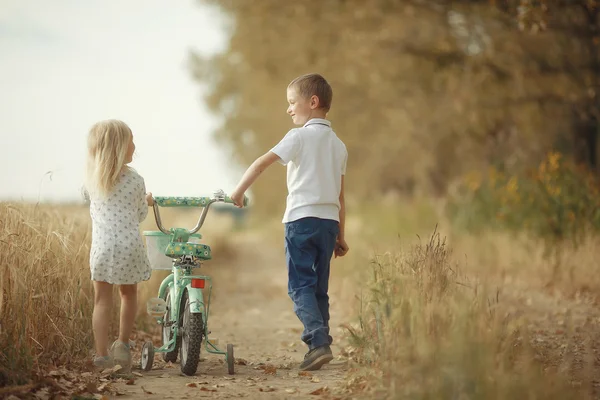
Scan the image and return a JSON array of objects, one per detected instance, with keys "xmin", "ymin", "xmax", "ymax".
[{"xmin": 288, "ymin": 218, "xmax": 316, "ymax": 235}]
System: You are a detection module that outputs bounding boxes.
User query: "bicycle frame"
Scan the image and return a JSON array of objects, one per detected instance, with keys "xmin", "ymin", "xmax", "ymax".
[{"xmin": 148, "ymin": 190, "xmax": 246, "ymax": 358}]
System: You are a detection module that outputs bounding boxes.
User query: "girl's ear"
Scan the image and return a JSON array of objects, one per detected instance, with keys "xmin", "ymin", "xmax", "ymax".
[{"xmin": 310, "ymin": 95, "xmax": 320, "ymax": 110}]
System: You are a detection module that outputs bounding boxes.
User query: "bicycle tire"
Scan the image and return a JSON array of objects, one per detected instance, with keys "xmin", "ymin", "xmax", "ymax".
[{"xmin": 179, "ymin": 289, "xmax": 203, "ymax": 376}]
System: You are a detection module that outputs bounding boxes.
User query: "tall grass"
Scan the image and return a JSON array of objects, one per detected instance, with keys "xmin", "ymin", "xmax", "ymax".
[
  {"xmin": 0, "ymin": 203, "xmax": 96, "ymax": 385},
  {"xmin": 0, "ymin": 202, "xmax": 241, "ymax": 386},
  {"xmin": 346, "ymin": 229, "xmax": 583, "ymax": 399}
]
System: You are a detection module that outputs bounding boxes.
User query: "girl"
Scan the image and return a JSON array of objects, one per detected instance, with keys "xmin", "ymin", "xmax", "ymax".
[{"xmin": 85, "ymin": 119, "xmax": 152, "ymax": 370}]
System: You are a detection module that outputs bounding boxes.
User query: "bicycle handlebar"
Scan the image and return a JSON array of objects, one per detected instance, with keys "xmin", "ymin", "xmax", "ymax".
[{"xmin": 150, "ymin": 190, "xmax": 248, "ymax": 235}]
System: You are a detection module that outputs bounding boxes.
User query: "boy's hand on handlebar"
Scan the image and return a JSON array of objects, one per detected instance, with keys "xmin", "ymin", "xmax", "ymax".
[
  {"xmin": 334, "ymin": 237, "xmax": 349, "ymax": 258},
  {"xmin": 146, "ymin": 192, "xmax": 154, "ymax": 206},
  {"xmin": 230, "ymin": 190, "xmax": 246, "ymax": 208}
]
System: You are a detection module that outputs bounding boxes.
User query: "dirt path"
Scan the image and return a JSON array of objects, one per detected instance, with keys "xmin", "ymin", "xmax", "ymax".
[{"xmin": 114, "ymin": 235, "xmax": 351, "ymax": 399}]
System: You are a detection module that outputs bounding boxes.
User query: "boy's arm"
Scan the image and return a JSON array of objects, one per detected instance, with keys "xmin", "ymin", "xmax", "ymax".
[
  {"xmin": 230, "ymin": 151, "xmax": 281, "ymax": 207},
  {"xmin": 335, "ymin": 175, "xmax": 349, "ymax": 258}
]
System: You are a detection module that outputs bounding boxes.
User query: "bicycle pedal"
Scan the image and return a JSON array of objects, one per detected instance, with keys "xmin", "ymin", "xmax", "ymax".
[{"xmin": 146, "ymin": 297, "xmax": 167, "ymax": 318}]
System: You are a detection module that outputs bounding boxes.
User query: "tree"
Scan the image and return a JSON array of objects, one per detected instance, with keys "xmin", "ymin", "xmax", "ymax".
[{"xmin": 191, "ymin": 0, "xmax": 599, "ymax": 213}]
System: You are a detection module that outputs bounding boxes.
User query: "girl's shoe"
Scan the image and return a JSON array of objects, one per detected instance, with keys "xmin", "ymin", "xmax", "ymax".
[
  {"xmin": 110, "ymin": 340, "xmax": 132, "ymax": 372},
  {"xmin": 93, "ymin": 355, "xmax": 114, "ymax": 369}
]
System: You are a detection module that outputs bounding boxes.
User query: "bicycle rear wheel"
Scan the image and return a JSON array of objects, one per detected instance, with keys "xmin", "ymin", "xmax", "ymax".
[{"xmin": 179, "ymin": 289, "xmax": 204, "ymax": 376}]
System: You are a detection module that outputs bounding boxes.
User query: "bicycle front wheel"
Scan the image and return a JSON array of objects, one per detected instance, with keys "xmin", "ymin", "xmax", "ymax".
[{"xmin": 179, "ymin": 289, "xmax": 203, "ymax": 376}]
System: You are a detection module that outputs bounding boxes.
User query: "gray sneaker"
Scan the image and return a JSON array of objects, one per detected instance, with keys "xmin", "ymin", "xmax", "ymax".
[
  {"xmin": 93, "ymin": 355, "xmax": 114, "ymax": 369},
  {"xmin": 110, "ymin": 341, "xmax": 132, "ymax": 372},
  {"xmin": 299, "ymin": 345, "xmax": 333, "ymax": 371}
]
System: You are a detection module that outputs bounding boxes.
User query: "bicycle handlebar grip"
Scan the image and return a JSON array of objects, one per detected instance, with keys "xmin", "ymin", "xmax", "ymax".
[
  {"xmin": 223, "ymin": 195, "xmax": 249, "ymax": 207},
  {"xmin": 154, "ymin": 196, "xmax": 212, "ymax": 207}
]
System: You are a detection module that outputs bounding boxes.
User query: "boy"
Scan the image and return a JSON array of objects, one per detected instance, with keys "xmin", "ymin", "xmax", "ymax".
[{"xmin": 230, "ymin": 73, "xmax": 349, "ymax": 371}]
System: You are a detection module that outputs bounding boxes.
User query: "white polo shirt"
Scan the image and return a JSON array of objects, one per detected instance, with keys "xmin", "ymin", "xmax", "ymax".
[{"xmin": 270, "ymin": 118, "xmax": 347, "ymax": 223}]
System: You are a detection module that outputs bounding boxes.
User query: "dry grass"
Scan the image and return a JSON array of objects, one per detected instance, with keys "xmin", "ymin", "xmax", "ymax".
[
  {"xmin": 0, "ymin": 203, "xmax": 96, "ymax": 385},
  {"xmin": 3, "ymin": 198, "xmax": 600, "ymax": 399},
  {"xmin": 333, "ymin": 196, "xmax": 600, "ymax": 399},
  {"xmin": 450, "ymin": 231, "xmax": 600, "ymax": 301},
  {"xmin": 344, "ymin": 229, "xmax": 585, "ymax": 399},
  {"xmin": 0, "ymin": 202, "xmax": 240, "ymax": 386}
]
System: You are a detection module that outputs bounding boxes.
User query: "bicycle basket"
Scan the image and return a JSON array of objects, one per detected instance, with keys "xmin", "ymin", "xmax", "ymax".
[{"xmin": 143, "ymin": 231, "xmax": 201, "ymax": 270}]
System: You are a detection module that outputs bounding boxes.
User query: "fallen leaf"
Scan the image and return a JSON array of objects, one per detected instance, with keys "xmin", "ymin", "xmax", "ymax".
[
  {"xmin": 111, "ymin": 365, "xmax": 123, "ymax": 373},
  {"xmin": 311, "ymin": 376, "xmax": 321, "ymax": 383},
  {"xmin": 165, "ymin": 362, "xmax": 175, "ymax": 368},
  {"xmin": 235, "ymin": 358, "xmax": 248, "ymax": 365},
  {"xmin": 200, "ymin": 387, "xmax": 217, "ymax": 392},
  {"xmin": 298, "ymin": 371, "xmax": 313, "ymax": 377},
  {"xmin": 141, "ymin": 386, "xmax": 153, "ymax": 394},
  {"xmin": 133, "ymin": 372, "xmax": 143, "ymax": 377},
  {"xmin": 81, "ymin": 372, "xmax": 93, "ymax": 378},
  {"xmin": 285, "ymin": 388, "xmax": 297, "ymax": 393},
  {"xmin": 261, "ymin": 365, "xmax": 277, "ymax": 375},
  {"xmin": 259, "ymin": 386, "xmax": 276, "ymax": 392},
  {"xmin": 33, "ymin": 388, "xmax": 50, "ymax": 400},
  {"xmin": 126, "ymin": 378, "xmax": 136, "ymax": 385},
  {"xmin": 98, "ymin": 382, "xmax": 110, "ymax": 392},
  {"xmin": 86, "ymin": 382, "xmax": 99, "ymax": 393},
  {"xmin": 310, "ymin": 386, "xmax": 329, "ymax": 395},
  {"xmin": 186, "ymin": 383, "xmax": 197, "ymax": 388}
]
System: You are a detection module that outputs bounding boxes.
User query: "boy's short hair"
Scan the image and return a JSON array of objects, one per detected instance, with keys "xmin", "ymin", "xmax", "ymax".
[{"xmin": 288, "ymin": 73, "xmax": 333, "ymax": 112}]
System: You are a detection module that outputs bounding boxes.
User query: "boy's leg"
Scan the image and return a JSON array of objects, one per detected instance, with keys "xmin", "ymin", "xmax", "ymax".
[
  {"xmin": 285, "ymin": 218, "xmax": 330, "ymax": 350},
  {"xmin": 92, "ymin": 281, "xmax": 113, "ymax": 357},
  {"xmin": 314, "ymin": 220, "xmax": 339, "ymax": 346}
]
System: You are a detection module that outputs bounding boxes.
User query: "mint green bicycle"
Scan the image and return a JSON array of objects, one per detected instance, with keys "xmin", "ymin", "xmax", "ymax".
[{"xmin": 140, "ymin": 190, "xmax": 247, "ymax": 376}]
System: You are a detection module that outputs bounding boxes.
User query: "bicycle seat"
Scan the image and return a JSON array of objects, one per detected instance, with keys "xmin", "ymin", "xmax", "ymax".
[{"xmin": 164, "ymin": 242, "xmax": 212, "ymax": 260}]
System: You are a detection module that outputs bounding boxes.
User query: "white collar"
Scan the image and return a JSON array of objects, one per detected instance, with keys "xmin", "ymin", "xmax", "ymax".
[{"xmin": 303, "ymin": 118, "xmax": 331, "ymax": 128}]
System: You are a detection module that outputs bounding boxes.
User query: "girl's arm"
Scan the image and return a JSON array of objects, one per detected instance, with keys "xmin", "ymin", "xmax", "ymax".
[
  {"xmin": 230, "ymin": 151, "xmax": 281, "ymax": 207},
  {"xmin": 139, "ymin": 179, "xmax": 149, "ymax": 222}
]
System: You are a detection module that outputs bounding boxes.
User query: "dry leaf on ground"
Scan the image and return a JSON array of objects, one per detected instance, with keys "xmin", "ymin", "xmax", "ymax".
[
  {"xmin": 141, "ymin": 386, "xmax": 153, "ymax": 394},
  {"xmin": 310, "ymin": 386, "xmax": 329, "ymax": 395}
]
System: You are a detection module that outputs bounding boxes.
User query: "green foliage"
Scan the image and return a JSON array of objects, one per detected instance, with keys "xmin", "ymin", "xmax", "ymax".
[
  {"xmin": 192, "ymin": 0, "xmax": 599, "ymax": 213},
  {"xmin": 448, "ymin": 152, "xmax": 600, "ymax": 250}
]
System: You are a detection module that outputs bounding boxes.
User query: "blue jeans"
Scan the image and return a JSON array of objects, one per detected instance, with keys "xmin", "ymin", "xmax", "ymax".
[{"xmin": 285, "ymin": 217, "xmax": 339, "ymax": 350}]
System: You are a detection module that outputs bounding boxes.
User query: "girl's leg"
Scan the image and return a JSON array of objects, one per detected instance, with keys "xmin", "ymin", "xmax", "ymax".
[
  {"xmin": 92, "ymin": 281, "xmax": 113, "ymax": 357},
  {"xmin": 118, "ymin": 284, "xmax": 137, "ymax": 343}
]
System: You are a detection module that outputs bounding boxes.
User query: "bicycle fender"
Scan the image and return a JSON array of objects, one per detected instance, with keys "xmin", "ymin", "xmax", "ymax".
[{"xmin": 185, "ymin": 285, "xmax": 205, "ymax": 314}]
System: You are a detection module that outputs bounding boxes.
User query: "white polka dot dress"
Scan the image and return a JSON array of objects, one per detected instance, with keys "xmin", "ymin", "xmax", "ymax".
[{"xmin": 89, "ymin": 168, "xmax": 151, "ymax": 285}]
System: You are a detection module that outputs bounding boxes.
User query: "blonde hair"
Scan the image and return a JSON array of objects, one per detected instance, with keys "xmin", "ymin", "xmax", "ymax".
[
  {"xmin": 288, "ymin": 73, "xmax": 333, "ymax": 112},
  {"xmin": 86, "ymin": 119, "xmax": 132, "ymax": 198}
]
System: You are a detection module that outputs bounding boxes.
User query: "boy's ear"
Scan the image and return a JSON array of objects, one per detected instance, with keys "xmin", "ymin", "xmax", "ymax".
[{"xmin": 310, "ymin": 95, "xmax": 320, "ymax": 110}]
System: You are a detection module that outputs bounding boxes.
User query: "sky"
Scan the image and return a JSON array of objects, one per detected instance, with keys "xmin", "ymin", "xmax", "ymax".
[{"xmin": 0, "ymin": 0, "xmax": 240, "ymax": 202}]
